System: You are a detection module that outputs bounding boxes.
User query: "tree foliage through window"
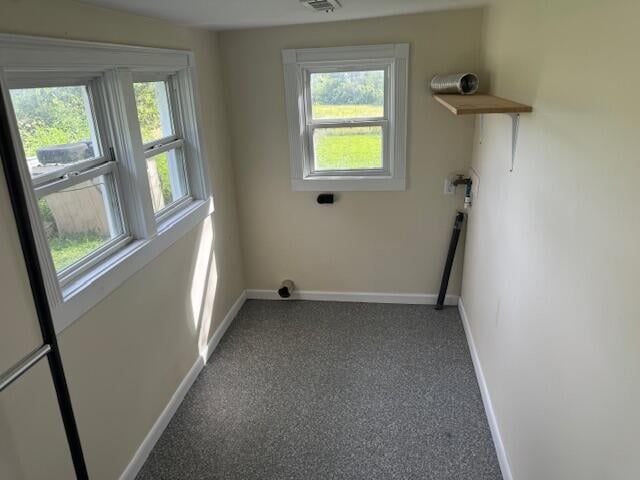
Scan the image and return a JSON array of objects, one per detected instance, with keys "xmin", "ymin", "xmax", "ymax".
[
  {"xmin": 11, "ymin": 86, "xmax": 92, "ymax": 158},
  {"xmin": 311, "ymin": 70, "xmax": 384, "ymax": 107}
]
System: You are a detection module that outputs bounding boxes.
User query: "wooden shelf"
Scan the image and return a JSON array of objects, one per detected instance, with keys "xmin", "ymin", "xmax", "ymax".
[
  {"xmin": 433, "ymin": 94, "xmax": 532, "ymax": 172},
  {"xmin": 433, "ymin": 94, "xmax": 532, "ymax": 115}
]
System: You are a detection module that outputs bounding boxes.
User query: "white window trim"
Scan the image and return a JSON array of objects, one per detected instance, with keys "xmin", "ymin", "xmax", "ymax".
[
  {"xmin": 282, "ymin": 44, "xmax": 409, "ymax": 192},
  {"xmin": 0, "ymin": 34, "xmax": 212, "ymax": 333}
]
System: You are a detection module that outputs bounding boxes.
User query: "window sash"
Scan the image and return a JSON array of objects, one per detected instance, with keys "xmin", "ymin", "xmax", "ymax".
[
  {"xmin": 43, "ymin": 169, "xmax": 132, "ymax": 287},
  {"xmin": 303, "ymin": 64, "xmax": 390, "ymax": 125},
  {"xmin": 35, "ymin": 160, "xmax": 131, "ymax": 286},
  {"xmin": 13, "ymin": 78, "xmax": 108, "ymax": 186},
  {"xmin": 5, "ymin": 73, "xmax": 133, "ymax": 290},
  {"xmin": 145, "ymin": 143, "xmax": 190, "ymax": 214},
  {"xmin": 145, "ymin": 137, "xmax": 188, "ymax": 210},
  {"xmin": 306, "ymin": 121, "xmax": 389, "ymax": 177},
  {"xmin": 133, "ymin": 76, "xmax": 191, "ymax": 218},
  {"xmin": 135, "ymin": 77, "xmax": 182, "ymax": 148},
  {"xmin": 301, "ymin": 63, "xmax": 391, "ymax": 177}
]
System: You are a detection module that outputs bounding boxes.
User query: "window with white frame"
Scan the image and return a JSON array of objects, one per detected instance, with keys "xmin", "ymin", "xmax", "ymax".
[
  {"xmin": 0, "ymin": 34, "xmax": 211, "ymax": 332},
  {"xmin": 282, "ymin": 44, "xmax": 409, "ymax": 191},
  {"xmin": 10, "ymin": 81, "xmax": 128, "ymax": 281},
  {"xmin": 133, "ymin": 77, "xmax": 190, "ymax": 217}
]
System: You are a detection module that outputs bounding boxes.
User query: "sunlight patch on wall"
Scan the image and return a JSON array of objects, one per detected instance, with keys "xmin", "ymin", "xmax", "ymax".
[{"xmin": 189, "ymin": 216, "xmax": 218, "ymax": 360}]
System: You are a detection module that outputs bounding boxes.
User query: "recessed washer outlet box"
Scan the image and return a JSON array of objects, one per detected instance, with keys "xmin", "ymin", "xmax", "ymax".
[{"xmin": 300, "ymin": 0, "xmax": 342, "ymax": 13}]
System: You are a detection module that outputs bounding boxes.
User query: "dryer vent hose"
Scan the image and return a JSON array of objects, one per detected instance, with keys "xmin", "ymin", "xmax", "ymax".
[{"xmin": 278, "ymin": 280, "xmax": 295, "ymax": 299}]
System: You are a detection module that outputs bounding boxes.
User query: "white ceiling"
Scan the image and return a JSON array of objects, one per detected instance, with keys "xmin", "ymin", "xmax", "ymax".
[{"xmin": 77, "ymin": 0, "xmax": 487, "ymax": 30}]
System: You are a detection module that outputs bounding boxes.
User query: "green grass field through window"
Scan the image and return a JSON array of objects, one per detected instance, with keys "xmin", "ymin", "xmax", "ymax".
[
  {"xmin": 312, "ymin": 104, "xmax": 383, "ymax": 171},
  {"xmin": 312, "ymin": 104, "xmax": 383, "ymax": 120},
  {"xmin": 49, "ymin": 233, "xmax": 109, "ymax": 272}
]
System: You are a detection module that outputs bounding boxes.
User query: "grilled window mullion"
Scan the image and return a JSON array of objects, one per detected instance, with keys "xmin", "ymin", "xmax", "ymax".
[
  {"xmin": 142, "ymin": 134, "xmax": 180, "ymax": 151},
  {"xmin": 308, "ymin": 119, "xmax": 388, "ymax": 130},
  {"xmin": 143, "ymin": 138, "xmax": 184, "ymax": 159},
  {"xmin": 34, "ymin": 160, "xmax": 116, "ymax": 199},
  {"xmin": 31, "ymin": 155, "xmax": 110, "ymax": 188}
]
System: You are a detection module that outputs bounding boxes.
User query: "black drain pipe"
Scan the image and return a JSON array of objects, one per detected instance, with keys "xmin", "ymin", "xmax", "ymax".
[{"xmin": 435, "ymin": 211, "xmax": 466, "ymax": 310}]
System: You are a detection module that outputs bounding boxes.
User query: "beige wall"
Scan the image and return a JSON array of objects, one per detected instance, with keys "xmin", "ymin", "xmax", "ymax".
[
  {"xmin": 0, "ymin": 0, "xmax": 245, "ymax": 478},
  {"xmin": 461, "ymin": 0, "xmax": 640, "ymax": 478},
  {"xmin": 219, "ymin": 9, "xmax": 483, "ymax": 295}
]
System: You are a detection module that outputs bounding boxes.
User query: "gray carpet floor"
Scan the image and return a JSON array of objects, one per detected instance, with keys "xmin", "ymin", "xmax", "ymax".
[{"xmin": 136, "ymin": 300, "xmax": 502, "ymax": 479}]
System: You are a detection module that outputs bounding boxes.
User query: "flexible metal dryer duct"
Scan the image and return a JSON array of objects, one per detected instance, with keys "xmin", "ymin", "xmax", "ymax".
[{"xmin": 430, "ymin": 73, "xmax": 479, "ymax": 95}]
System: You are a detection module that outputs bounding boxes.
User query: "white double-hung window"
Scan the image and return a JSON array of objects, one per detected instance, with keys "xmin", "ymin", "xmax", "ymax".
[
  {"xmin": 0, "ymin": 35, "xmax": 211, "ymax": 332},
  {"xmin": 10, "ymin": 81, "xmax": 128, "ymax": 282},
  {"xmin": 133, "ymin": 77, "xmax": 190, "ymax": 217},
  {"xmin": 282, "ymin": 44, "xmax": 409, "ymax": 191}
]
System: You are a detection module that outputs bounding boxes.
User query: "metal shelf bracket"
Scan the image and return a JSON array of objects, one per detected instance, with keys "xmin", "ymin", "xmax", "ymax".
[
  {"xmin": 508, "ymin": 113, "xmax": 520, "ymax": 172},
  {"xmin": 478, "ymin": 113, "xmax": 521, "ymax": 172}
]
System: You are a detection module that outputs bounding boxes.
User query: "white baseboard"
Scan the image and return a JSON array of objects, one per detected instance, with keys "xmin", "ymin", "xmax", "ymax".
[
  {"xmin": 119, "ymin": 290, "xmax": 247, "ymax": 480},
  {"xmin": 458, "ymin": 298, "xmax": 512, "ymax": 480},
  {"xmin": 118, "ymin": 354, "xmax": 204, "ymax": 480},
  {"xmin": 246, "ymin": 289, "xmax": 459, "ymax": 306}
]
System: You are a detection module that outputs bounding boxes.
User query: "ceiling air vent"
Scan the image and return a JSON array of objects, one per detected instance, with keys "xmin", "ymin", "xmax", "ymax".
[{"xmin": 300, "ymin": 0, "xmax": 342, "ymax": 13}]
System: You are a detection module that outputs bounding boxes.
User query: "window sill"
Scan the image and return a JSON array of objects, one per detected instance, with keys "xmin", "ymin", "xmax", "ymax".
[
  {"xmin": 52, "ymin": 197, "xmax": 214, "ymax": 333},
  {"xmin": 292, "ymin": 176, "xmax": 406, "ymax": 192}
]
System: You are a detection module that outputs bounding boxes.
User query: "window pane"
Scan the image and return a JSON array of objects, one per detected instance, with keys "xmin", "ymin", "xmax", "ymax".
[
  {"xmin": 310, "ymin": 70, "xmax": 384, "ymax": 120},
  {"xmin": 134, "ymin": 81, "xmax": 174, "ymax": 144},
  {"xmin": 10, "ymin": 85, "xmax": 101, "ymax": 180},
  {"xmin": 313, "ymin": 126, "xmax": 383, "ymax": 171},
  {"xmin": 146, "ymin": 149, "xmax": 188, "ymax": 213},
  {"xmin": 39, "ymin": 174, "xmax": 123, "ymax": 272}
]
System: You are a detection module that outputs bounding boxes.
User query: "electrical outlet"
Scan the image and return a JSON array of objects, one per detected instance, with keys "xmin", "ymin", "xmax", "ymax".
[{"xmin": 444, "ymin": 178, "xmax": 456, "ymax": 195}]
